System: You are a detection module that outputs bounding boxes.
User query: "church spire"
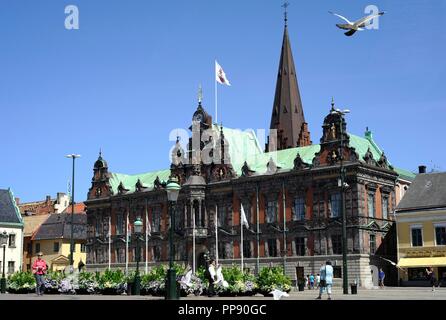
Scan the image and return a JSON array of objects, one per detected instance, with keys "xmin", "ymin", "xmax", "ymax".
[{"xmin": 268, "ymin": 4, "xmax": 311, "ymax": 151}]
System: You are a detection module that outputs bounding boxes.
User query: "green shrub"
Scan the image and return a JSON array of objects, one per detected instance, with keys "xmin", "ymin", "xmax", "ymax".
[
  {"xmin": 257, "ymin": 266, "xmax": 291, "ymax": 293},
  {"xmin": 7, "ymin": 271, "xmax": 36, "ymax": 293}
]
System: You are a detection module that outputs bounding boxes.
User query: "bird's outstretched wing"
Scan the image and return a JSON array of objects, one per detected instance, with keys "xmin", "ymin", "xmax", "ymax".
[
  {"xmin": 329, "ymin": 11, "xmax": 353, "ymax": 24},
  {"xmin": 354, "ymin": 12, "xmax": 385, "ymax": 27},
  {"xmin": 344, "ymin": 29, "xmax": 357, "ymax": 36}
]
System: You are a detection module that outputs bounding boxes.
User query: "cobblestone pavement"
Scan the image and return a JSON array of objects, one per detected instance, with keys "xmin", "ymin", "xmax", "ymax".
[{"xmin": 0, "ymin": 287, "xmax": 445, "ymax": 300}]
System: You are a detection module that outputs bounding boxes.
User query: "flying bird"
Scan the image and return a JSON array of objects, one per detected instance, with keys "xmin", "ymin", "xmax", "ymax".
[
  {"xmin": 329, "ymin": 11, "xmax": 386, "ymax": 36},
  {"xmin": 270, "ymin": 289, "xmax": 290, "ymax": 300}
]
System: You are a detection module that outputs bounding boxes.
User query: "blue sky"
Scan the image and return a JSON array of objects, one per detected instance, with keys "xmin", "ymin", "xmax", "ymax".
[{"xmin": 0, "ymin": 0, "xmax": 444, "ymax": 203}]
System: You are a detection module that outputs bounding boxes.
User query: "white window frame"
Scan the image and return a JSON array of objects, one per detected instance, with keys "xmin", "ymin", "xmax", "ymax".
[
  {"xmin": 410, "ymin": 224, "xmax": 424, "ymax": 248},
  {"xmin": 434, "ymin": 222, "xmax": 446, "ymax": 246}
]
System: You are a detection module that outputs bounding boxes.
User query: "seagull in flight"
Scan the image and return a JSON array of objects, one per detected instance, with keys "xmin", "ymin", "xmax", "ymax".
[{"xmin": 329, "ymin": 11, "xmax": 386, "ymax": 36}]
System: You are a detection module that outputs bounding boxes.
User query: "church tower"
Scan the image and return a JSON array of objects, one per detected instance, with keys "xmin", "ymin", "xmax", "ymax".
[{"xmin": 267, "ymin": 5, "xmax": 311, "ymax": 151}]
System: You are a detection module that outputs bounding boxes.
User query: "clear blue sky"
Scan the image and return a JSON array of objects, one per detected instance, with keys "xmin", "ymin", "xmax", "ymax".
[{"xmin": 0, "ymin": 0, "xmax": 444, "ymax": 203}]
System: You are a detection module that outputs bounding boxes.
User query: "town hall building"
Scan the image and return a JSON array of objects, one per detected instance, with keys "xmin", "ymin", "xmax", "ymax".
[{"xmin": 84, "ymin": 16, "xmax": 415, "ymax": 288}]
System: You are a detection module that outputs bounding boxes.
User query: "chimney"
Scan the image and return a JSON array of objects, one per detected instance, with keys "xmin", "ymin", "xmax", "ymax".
[
  {"xmin": 15, "ymin": 197, "xmax": 20, "ymax": 205},
  {"xmin": 418, "ymin": 165, "xmax": 426, "ymax": 174}
]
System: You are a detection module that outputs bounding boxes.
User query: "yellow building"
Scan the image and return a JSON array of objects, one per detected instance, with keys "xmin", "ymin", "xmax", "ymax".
[
  {"xmin": 30, "ymin": 213, "xmax": 87, "ymax": 272},
  {"xmin": 395, "ymin": 171, "xmax": 446, "ymax": 286}
]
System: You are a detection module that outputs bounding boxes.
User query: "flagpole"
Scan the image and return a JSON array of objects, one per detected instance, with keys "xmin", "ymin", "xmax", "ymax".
[
  {"xmin": 215, "ymin": 204, "xmax": 219, "ymax": 266},
  {"xmin": 145, "ymin": 201, "xmax": 148, "ymax": 274},
  {"xmin": 108, "ymin": 215, "xmax": 111, "ymax": 270},
  {"xmin": 256, "ymin": 184, "xmax": 260, "ymax": 275},
  {"xmin": 125, "ymin": 208, "xmax": 129, "ymax": 275},
  {"xmin": 241, "ymin": 203, "xmax": 244, "ymax": 273},
  {"xmin": 193, "ymin": 203, "xmax": 196, "ymax": 274},
  {"xmin": 215, "ymin": 65, "xmax": 218, "ymax": 124}
]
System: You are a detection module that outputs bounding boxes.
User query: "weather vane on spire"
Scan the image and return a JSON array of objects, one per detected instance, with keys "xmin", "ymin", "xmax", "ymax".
[{"xmin": 282, "ymin": 1, "xmax": 290, "ymax": 26}]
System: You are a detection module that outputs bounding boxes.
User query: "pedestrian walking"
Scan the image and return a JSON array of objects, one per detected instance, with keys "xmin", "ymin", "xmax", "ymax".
[
  {"xmin": 316, "ymin": 273, "xmax": 321, "ymax": 288},
  {"xmin": 379, "ymin": 268, "xmax": 385, "ymax": 288},
  {"xmin": 32, "ymin": 252, "xmax": 47, "ymax": 296},
  {"xmin": 426, "ymin": 267, "xmax": 437, "ymax": 291},
  {"xmin": 306, "ymin": 274, "xmax": 311, "ymax": 289},
  {"xmin": 309, "ymin": 273, "xmax": 315, "ymax": 290},
  {"xmin": 316, "ymin": 260, "xmax": 334, "ymax": 300},
  {"xmin": 207, "ymin": 259, "xmax": 217, "ymax": 297}
]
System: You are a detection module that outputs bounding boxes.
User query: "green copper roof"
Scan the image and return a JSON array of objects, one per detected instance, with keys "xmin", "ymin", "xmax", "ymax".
[
  {"xmin": 393, "ymin": 167, "xmax": 416, "ymax": 181},
  {"xmin": 109, "ymin": 169, "xmax": 171, "ymax": 194},
  {"xmin": 108, "ymin": 126, "xmax": 415, "ymax": 193}
]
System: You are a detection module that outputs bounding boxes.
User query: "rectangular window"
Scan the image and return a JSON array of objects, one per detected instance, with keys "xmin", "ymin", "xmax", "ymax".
[
  {"xmin": 119, "ymin": 248, "xmax": 125, "ymax": 263},
  {"xmin": 27, "ymin": 243, "xmax": 32, "ymax": 254},
  {"xmin": 331, "ymin": 235, "xmax": 342, "ymax": 255},
  {"xmin": 218, "ymin": 206, "xmax": 228, "ymax": 227},
  {"xmin": 8, "ymin": 261, "xmax": 15, "ymax": 274},
  {"xmin": 293, "ymin": 197, "xmax": 305, "ymax": 221},
  {"xmin": 243, "ymin": 241, "xmax": 251, "ymax": 258},
  {"xmin": 411, "ymin": 228, "xmax": 423, "ymax": 247},
  {"xmin": 95, "ymin": 218, "xmax": 100, "ymax": 237},
  {"xmin": 435, "ymin": 226, "xmax": 446, "ymax": 246},
  {"xmin": 330, "ymin": 193, "xmax": 341, "ymax": 218},
  {"xmin": 53, "ymin": 242, "xmax": 60, "ymax": 253},
  {"xmin": 152, "ymin": 207, "xmax": 161, "ymax": 233},
  {"xmin": 116, "ymin": 213, "xmax": 124, "ymax": 235},
  {"xmin": 218, "ymin": 241, "xmax": 227, "ymax": 259},
  {"xmin": 266, "ymin": 201, "xmax": 278, "ymax": 223},
  {"xmin": 370, "ymin": 234, "xmax": 376, "ymax": 254},
  {"xmin": 333, "ymin": 266, "xmax": 342, "ymax": 278},
  {"xmin": 382, "ymin": 197, "xmax": 389, "ymax": 220},
  {"xmin": 35, "ymin": 243, "xmax": 40, "ymax": 253},
  {"xmin": 295, "ymin": 237, "xmax": 306, "ymax": 256},
  {"xmin": 368, "ymin": 194, "xmax": 376, "ymax": 218},
  {"xmin": 81, "ymin": 244, "xmax": 86, "ymax": 253},
  {"xmin": 267, "ymin": 239, "xmax": 277, "ymax": 257},
  {"xmin": 408, "ymin": 268, "xmax": 428, "ymax": 281},
  {"xmin": 153, "ymin": 246, "xmax": 161, "ymax": 261},
  {"xmin": 8, "ymin": 234, "xmax": 16, "ymax": 247}
]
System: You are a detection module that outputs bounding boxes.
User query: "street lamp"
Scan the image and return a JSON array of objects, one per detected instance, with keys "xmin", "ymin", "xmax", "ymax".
[
  {"xmin": 165, "ymin": 176, "xmax": 181, "ymax": 300},
  {"xmin": 66, "ymin": 154, "xmax": 81, "ymax": 273},
  {"xmin": 331, "ymin": 105, "xmax": 350, "ymax": 295},
  {"xmin": 133, "ymin": 217, "xmax": 143, "ymax": 295},
  {"xmin": 1, "ymin": 231, "xmax": 8, "ymax": 293}
]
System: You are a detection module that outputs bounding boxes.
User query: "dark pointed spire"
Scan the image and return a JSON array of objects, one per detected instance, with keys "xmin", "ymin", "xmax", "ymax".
[{"xmin": 268, "ymin": 7, "xmax": 311, "ymax": 151}]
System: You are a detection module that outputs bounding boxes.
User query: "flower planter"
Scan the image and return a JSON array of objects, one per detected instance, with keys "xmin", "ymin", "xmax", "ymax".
[
  {"xmin": 218, "ymin": 291, "xmax": 237, "ymax": 297},
  {"xmin": 8, "ymin": 287, "xmax": 34, "ymax": 294},
  {"xmin": 101, "ymin": 288, "xmax": 120, "ymax": 295}
]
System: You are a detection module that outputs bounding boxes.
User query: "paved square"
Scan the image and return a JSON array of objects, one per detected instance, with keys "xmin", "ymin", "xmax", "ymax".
[{"xmin": 0, "ymin": 287, "xmax": 445, "ymax": 300}]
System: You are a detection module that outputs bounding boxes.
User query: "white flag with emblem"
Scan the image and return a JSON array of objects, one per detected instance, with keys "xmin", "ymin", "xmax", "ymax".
[
  {"xmin": 241, "ymin": 204, "xmax": 249, "ymax": 229},
  {"xmin": 215, "ymin": 61, "xmax": 231, "ymax": 86}
]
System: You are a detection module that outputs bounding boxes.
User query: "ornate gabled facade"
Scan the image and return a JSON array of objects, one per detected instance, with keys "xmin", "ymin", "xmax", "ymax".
[{"xmin": 84, "ymin": 18, "xmax": 416, "ymax": 288}]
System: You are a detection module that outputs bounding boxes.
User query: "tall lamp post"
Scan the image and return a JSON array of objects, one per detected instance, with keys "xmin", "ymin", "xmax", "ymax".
[
  {"xmin": 1, "ymin": 231, "xmax": 8, "ymax": 293},
  {"xmin": 165, "ymin": 177, "xmax": 181, "ymax": 300},
  {"xmin": 331, "ymin": 106, "xmax": 350, "ymax": 294},
  {"xmin": 66, "ymin": 154, "xmax": 81, "ymax": 273},
  {"xmin": 133, "ymin": 217, "xmax": 143, "ymax": 295}
]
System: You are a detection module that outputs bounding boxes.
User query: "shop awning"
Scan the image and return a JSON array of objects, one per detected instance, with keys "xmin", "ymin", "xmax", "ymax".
[{"xmin": 398, "ymin": 257, "xmax": 446, "ymax": 268}]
